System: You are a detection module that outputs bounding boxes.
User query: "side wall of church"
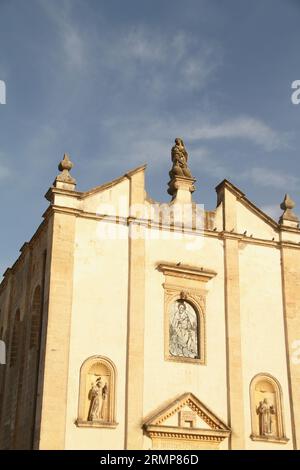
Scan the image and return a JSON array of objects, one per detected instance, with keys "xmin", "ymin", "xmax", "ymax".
[{"xmin": 0, "ymin": 222, "xmax": 50, "ymax": 449}]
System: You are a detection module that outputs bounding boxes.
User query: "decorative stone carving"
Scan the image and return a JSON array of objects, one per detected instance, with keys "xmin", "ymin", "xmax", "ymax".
[
  {"xmin": 54, "ymin": 153, "xmax": 76, "ymax": 190},
  {"xmin": 250, "ymin": 374, "xmax": 288, "ymax": 444},
  {"xmin": 256, "ymin": 398, "xmax": 275, "ymax": 437},
  {"xmin": 279, "ymin": 194, "xmax": 299, "ymax": 227},
  {"xmin": 158, "ymin": 263, "xmax": 217, "ymax": 365},
  {"xmin": 57, "ymin": 154, "xmax": 76, "ymax": 183},
  {"xmin": 169, "ymin": 300, "xmax": 198, "ymax": 359},
  {"xmin": 167, "ymin": 139, "xmax": 196, "ymax": 201},
  {"xmin": 77, "ymin": 356, "xmax": 117, "ymax": 428},
  {"xmin": 87, "ymin": 377, "xmax": 109, "ymax": 422},
  {"xmin": 143, "ymin": 392, "xmax": 231, "ymax": 450},
  {"xmin": 179, "ymin": 410, "xmax": 197, "ymax": 428},
  {"xmin": 169, "ymin": 138, "xmax": 192, "ymax": 180},
  {"xmin": 180, "ymin": 290, "xmax": 188, "ymax": 300}
]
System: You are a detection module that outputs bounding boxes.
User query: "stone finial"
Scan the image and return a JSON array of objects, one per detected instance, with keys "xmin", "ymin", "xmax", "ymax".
[
  {"xmin": 167, "ymin": 138, "xmax": 196, "ymax": 202},
  {"xmin": 279, "ymin": 194, "xmax": 299, "ymax": 227},
  {"xmin": 59, "ymin": 153, "xmax": 73, "ymax": 172},
  {"xmin": 57, "ymin": 154, "xmax": 75, "ymax": 182},
  {"xmin": 54, "ymin": 153, "xmax": 76, "ymax": 189}
]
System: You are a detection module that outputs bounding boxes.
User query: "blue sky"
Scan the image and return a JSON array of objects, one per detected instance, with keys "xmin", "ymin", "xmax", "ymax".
[{"xmin": 0, "ymin": 0, "xmax": 300, "ymax": 275}]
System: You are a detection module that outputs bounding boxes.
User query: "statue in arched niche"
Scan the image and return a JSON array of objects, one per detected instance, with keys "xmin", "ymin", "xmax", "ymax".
[
  {"xmin": 256, "ymin": 398, "xmax": 276, "ymax": 436},
  {"xmin": 169, "ymin": 299, "xmax": 198, "ymax": 358},
  {"xmin": 87, "ymin": 377, "xmax": 109, "ymax": 421}
]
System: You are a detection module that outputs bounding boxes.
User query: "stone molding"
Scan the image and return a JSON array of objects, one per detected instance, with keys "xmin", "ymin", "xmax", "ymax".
[
  {"xmin": 157, "ymin": 263, "xmax": 217, "ymax": 283},
  {"xmin": 77, "ymin": 355, "xmax": 117, "ymax": 428},
  {"xmin": 249, "ymin": 373, "xmax": 288, "ymax": 444},
  {"xmin": 158, "ymin": 262, "xmax": 216, "ymax": 365},
  {"xmin": 143, "ymin": 392, "xmax": 230, "ymax": 446}
]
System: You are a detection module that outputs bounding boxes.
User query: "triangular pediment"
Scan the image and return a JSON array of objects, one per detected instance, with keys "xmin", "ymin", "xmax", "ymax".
[
  {"xmin": 143, "ymin": 393, "xmax": 230, "ymax": 449},
  {"xmin": 144, "ymin": 393, "xmax": 230, "ymax": 433}
]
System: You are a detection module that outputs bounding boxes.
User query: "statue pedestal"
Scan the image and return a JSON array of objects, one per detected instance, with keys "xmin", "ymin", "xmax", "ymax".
[{"xmin": 168, "ymin": 176, "xmax": 196, "ymax": 204}]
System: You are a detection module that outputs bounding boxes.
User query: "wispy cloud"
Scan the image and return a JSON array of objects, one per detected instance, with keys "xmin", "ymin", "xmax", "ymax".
[
  {"xmin": 62, "ymin": 25, "xmax": 86, "ymax": 69},
  {"xmin": 41, "ymin": 1, "xmax": 222, "ymax": 94},
  {"xmin": 0, "ymin": 165, "xmax": 10, "ymax": 181},
  {"xmin": 195, "ymin": 154, "xmax": 300, "ymax": 193},
  {"xmin": 247, "ymin": 167, "xmax": 299, "ymax": 190},
  {"xmin": 193, "ymin": 153, "xmax": 300, "ymax": 192},
  {"xmin": 40, "ymin": 0, "xmax": 87, "ymax": 71},
  {"xmin": 0, "ymin": 152, "xmax": 11, "ymax": 181},
  {"xmin": 185, "ymin": 116, "xmax": 290, "ymax": 152},
  {"xmin": 25, "ymin": 125, "xmax": 59, "ymax": 166},
  {"xmin": 95, "ymin": 29, "xmax": 222, "ymax": 97},
  {"xmin": 36, "ymin": 1, "xmax": 290, "ymax": 170},
  {"xmin": 98, "ymin": 113, "xmax": 289, "ymax": 173}
]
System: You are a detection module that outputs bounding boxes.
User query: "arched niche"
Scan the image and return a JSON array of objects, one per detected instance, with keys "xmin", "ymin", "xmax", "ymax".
[
  {"xmin": 169, "ymin": 298, "xmax": 201, "ymax": 360},
  {"xmin": 158, "ymin": 263, "xmax": 216, "ymax": 366},
  {"xmin": 250, "ymin": 373, "xmax": 288, "ymax": 444},
  {"xmin": 165, "ymin": 290, "xmax": 205, "ymax": 364},
  {"xmin": 77, "ymin": 356, "xmax": 117, "ymax": 428},
  {"xmin": 30, "ymin": 285, "xmax": 42, "ymax": 350}
]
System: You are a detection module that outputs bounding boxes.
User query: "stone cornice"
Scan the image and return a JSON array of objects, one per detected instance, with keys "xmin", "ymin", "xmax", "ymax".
[
  {"xmin": 279, "ymin": 225, "xmax": 300, "ymax": 234},
  {"xmin": 45, "ymin": 186, "xmax": 83, "ymax": 202},
  {"xmin": 2, "ymin": 202, "xmax": 300, "ymax": 294},
  {"xmin": 145, "ymin": 425, "xmax": 230, "ymax": 442},
  {"xmin": 219, "ymin": 231, "xmax": 279, "ymax": 248},
  {"xmin": 75, "ymin": 419, "xmax": 118, "ymax": 429},
  {"xmin": 250, "ymin": 434, "xmax": 289, "ymax": 444},
  {"xmin": 42, "ymin": 205, "xmax": 300, "ymax": 250},
  {"xmin": 279, "ymin": 241, "xmax": 300, "ymax": 250},
  {"xmin": 157, "ymin": 263, "xmax": 217, "ymax": 282},
  {"xmin": 218, "ymin": 230, "xmax": 243, "ymax": 241}
]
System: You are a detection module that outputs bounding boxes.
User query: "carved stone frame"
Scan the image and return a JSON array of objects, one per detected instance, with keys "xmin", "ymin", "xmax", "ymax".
[
  {"xmin": 143, "ymin": 392, "xmax": 231, "ymax": 450},
  {"xmin": 164, "ymin": 286, "xmax": 205, "ymax": 364},
  {"xmin": 157, "ymin": 263, "xmax": 217, "ymax": 365},
  {"xmin": 249, "ymin": 373, "xmax": 288, "ymax": 444},
  {"xmin": 76, "ymin": 355, "xmax": 118, "ymax": 428}
]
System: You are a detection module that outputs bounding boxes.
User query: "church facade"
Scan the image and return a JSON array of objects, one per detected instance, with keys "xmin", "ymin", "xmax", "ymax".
[{"xmin": 0, "ymin": 139, "xmax": 300, "ymax": 450}]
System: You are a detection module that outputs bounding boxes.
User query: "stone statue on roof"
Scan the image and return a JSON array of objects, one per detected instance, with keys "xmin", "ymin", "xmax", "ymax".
[{"xmin": 169, "ymin": 138, "xmax": 193, "ymax": 179}]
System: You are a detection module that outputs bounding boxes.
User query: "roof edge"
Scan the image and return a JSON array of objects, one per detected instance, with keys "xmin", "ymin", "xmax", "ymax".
[
  {"xmin": 143, "ymin": 392, "xmax": 230, "ymax": 431},
  {"xmin": 215, "ymin": 178, "xmax": 278, "ymax": 229},
  {"xmin": 81, "ymin": 164, "xmax": 147, "ymax": 198}
]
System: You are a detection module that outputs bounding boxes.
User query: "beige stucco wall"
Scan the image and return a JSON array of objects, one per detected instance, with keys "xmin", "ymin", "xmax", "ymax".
[
  {"xmin": 143, "ymin": 229, "xmax": 228, "ymax": 449},
  {"xmin": 236, "ymin": 201, "xmax": 278, "ymax": 241},
  {"xmin": 61, "ymin": 181, "xmax": 296, "ymax": 450},
  {"xmin": 213, "ymin": 203, "xmax": 223, "ymax": 231},
  {"xmin": 239, "ymin": 242, "xmax": 293, "ymax": 449},
  {"xmin": 82, "ymin": 179, "xmax": 130, "ymax": 217},
  {"xmin": 64, "ymin": 217, "xmax": 129, "ymax": 449}
]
